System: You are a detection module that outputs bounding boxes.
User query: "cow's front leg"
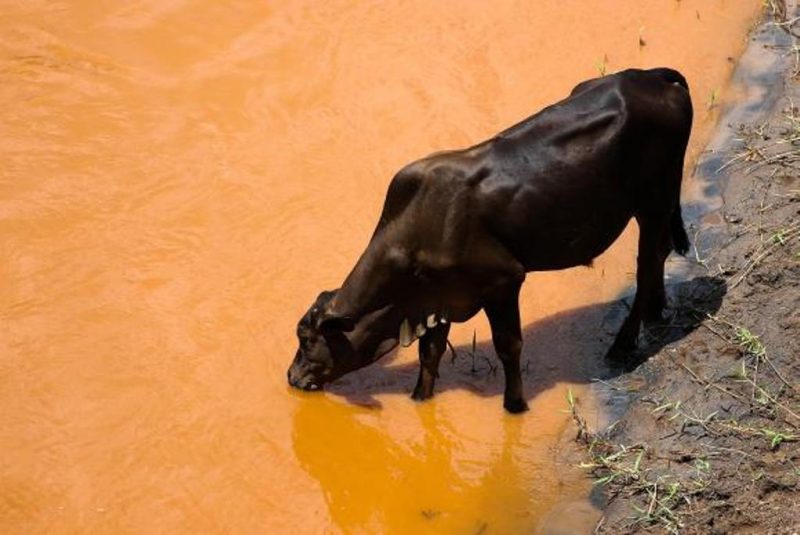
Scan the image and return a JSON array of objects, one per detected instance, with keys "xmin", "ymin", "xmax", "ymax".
[
  {"xmin": 484, "ymin": 289, "xmax": 528, "ymax": 414},
  {"xmin": 411, "ymin": 322, "xmax": 450, "ymax": 401}
]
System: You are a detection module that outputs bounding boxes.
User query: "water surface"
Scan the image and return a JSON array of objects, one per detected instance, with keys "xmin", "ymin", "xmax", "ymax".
[{"xmin": 0, "ymin": 1, "xmax": 760, "ymax": 533}]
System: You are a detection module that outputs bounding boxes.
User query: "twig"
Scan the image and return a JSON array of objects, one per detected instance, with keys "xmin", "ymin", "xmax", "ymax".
[
  {"xmin": 742, "ymin": 377, "xmax": 800, "ymax": 425},
  {"xmin": 698, "ymin": 321, "xmax": 729, "ymax": 343},
  {"xmin": 752, "ymin": 352, "xmax": 760, "ymax": 401},
  {"xmin": 447, "ymin": 339, "xmax": 458, "ymax": 364},
  {"xmin": 679, "ymin": 362, "xmax": 748, "ymax": 405},
  {"xmin": 763, "ymin": 353, "xmax": 797, "ymax": 392},
  {"xmin": 727, "ymin": 227, "xmax": 799, "ymax": 289}
]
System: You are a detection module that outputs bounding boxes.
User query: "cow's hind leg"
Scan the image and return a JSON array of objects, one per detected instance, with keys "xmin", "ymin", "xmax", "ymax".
[
  {"xmin": 484, "ymin": 286, "xmax": 528, "ymax": 414},
  {"xmin": 644, "ymin": 226, "xmax": 673, "ymax": 322},
  {"xmin": 411, "ymin": 322, "xmax": 450, "ymax": 401},
  {"xmin": 646, "ymin": 205, "xmax": 690, "ymax": 322},
  {"xmin": 607, "ymin": 215, "xmax": 670, "ymax": 364}
]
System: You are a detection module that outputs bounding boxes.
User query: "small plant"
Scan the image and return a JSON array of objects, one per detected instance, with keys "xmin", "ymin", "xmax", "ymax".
[
  {"xmin": 761, "ymin": 428, "xmax": 798, "ymax": 450},
  {"xmin": 462, "ymin": 330, "xmax": 496, "ymax": 375},
  {"xmin": 632, "ymin": 479, "xmax": 684, "ymax": 534},
  {"xmin": 597, "ymin": 54, "xmax": 609, "ymax": 76},
  {"xmin": 694, "ymin": 458, "xmax": 711, "ymax": 475},
  {"xmin": 566, "ymin": 387, "xmax": 576, "ymax": 411},
  {"xmin": 736, "ymin": 359, "xmax": 748, "ymax": 379},
  {"xmin": 755, "ymin": 388, "xmax": 772, "ymax": 406},
  {"xmin": 707, "ymin": 88, "xmax": 719, "ymax": 110},
  {"xmin": 734, "ymin": 327, "xmax": 766, "ymax": 358},
  {"xmin": 579, "ymin": 439, "xmax": 647, "ymax": 487},
  {"xmin": 566, "ymin": 387, "xmax": 588, "ymax": 441},
  {"xmin": 470, "ymin": 330, "xmax": 477, "ymax": 372}
]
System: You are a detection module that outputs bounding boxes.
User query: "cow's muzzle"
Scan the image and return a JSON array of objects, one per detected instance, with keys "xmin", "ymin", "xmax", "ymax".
[{"xmin": 287, "ymin": 362, "xmax": 323, "ymax": 392}]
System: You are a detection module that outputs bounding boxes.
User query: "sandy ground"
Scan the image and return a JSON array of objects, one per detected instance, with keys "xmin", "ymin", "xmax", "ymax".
[{"xmin": 571, "ymin": 7, "xmax": 800, "ymax": 534}]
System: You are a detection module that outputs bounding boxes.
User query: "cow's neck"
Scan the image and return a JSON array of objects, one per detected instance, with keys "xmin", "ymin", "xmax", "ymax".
[
  {"xmin": 333, "ymin": 234, "xmax": 409, "ymax": 321},
  {"xmin": 333, "ymin": 241, "xmax": 399, "ymax": 319}
]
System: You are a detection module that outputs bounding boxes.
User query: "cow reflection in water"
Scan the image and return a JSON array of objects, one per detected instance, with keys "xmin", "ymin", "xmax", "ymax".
[
  {"xmin": 291, "ymin": 394, "xmax": 544, "ymax": 533},
  {"xmin": 288, "ymin": 68, "xmax": 693, "ymax": 412}
]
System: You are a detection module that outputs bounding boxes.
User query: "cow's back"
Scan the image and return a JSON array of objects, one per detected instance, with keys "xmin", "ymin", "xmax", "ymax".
[
  {"xmin": 474, "ymin": 68, "xmax": 691, "ymax": 270},
  {"xmin": 372, "ymin": 68, "xmax": 691, "ymax": 278}
]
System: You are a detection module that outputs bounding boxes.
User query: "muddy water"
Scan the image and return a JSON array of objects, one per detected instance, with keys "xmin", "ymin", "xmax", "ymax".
[{"xmin": 0, "ymin": 1, "xmax": 760, "ymax": 533}]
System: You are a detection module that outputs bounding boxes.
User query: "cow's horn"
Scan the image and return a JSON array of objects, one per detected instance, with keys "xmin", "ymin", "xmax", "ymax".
[{"xmin": 415, "ymin": 323, "xmax": 427, "ymax": 338}]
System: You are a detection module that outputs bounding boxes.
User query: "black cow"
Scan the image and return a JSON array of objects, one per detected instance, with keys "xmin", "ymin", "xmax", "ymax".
[{"xmin": 287, "ymin": 67, "xmax": 692, "ymax": 413}]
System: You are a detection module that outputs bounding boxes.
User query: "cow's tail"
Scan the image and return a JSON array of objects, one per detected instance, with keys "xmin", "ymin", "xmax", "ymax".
[
  {"xmin": 671, "ymin": 204, "xmax": 690, "ymax": 256},
  {"xmin": 652, "ymin": 67, "xmax": 689, "ymax": 91},
  {"xmin": 654, "ymin": 67, "xmax": 690, "ymax": 256}
]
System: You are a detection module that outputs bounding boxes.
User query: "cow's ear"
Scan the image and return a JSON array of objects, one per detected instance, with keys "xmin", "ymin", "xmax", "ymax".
[{"xmin": 317, "ymin": 313, "xmax": 355, "ymax": 333}]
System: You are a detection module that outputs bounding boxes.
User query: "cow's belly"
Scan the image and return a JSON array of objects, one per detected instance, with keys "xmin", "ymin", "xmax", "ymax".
[
  {"xmin": 477, "ymin": 143, "xmax": 636, "ymax": 272},
  {"xmin": 519, "ymin": 209, "xmax": 633, "ymax": 271},
  {"xmin": 492, "ymin": 171, "xmax": 636, "ymax": 272}
]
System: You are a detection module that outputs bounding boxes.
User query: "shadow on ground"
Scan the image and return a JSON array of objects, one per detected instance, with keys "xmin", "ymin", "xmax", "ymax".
[{"xmin": 325, "ymin": 275, "xmax": 726, "ymax": 408}]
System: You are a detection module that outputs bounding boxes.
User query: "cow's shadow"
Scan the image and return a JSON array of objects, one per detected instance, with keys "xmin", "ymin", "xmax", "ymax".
[{"xmin": 326, "ymin": 275, "xmax": 726, "ymax": 408}]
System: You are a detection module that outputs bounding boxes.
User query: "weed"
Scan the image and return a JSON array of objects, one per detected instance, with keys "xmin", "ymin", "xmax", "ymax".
[
  {"xmin": 470, "ymin": 330, "xmax": 477, "ymax": 373},
  {"xmin": 694, "ymin": 458, "xmax": 711, "ymax": 475},
  {"xmin": 579, "ymin": 441, "xmax": 646, "ymax": 486},
  {"xmin": 566, "ymin": 387, "xmax": 589, "ymax": 441},
  {"xmin": 734, "ymin": 326, "xmax": 766, "ymax": 358},
  {"xmin": 596, "ymin": 54, "xmax": 608, "ymax": 76},
  {"xmin": 761, "ymin": 428, "xmax": 799, "ymax": 449},
  {"xmin": 632, "ymin": 478, "xmax": 684, "ymax": 534},
  {"xmin": 448, "ymin": 331, "xmax": 496, "ymax": 375},
  {"xmin": 707, "ymin": 88, "xmax": 719, "ymax": 110}
]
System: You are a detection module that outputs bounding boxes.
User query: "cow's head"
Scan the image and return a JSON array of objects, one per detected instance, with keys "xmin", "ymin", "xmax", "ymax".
[{"xmin": 287, "ymin": 289, "xmax": 398, "ymax": 391}]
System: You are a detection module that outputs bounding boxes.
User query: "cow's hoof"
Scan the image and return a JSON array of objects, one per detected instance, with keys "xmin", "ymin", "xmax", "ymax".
[
  {"xmin": 644, "ymin": 307, "xmax": 669, "ymax": 324},
  {"xmin": 504, "ymin": 398, "xmax": 529, "ymax": 414},
  {"xmin": 605, "ymin": 340, "xmax": 641, "ymax": 372},
  {"xmin": 411, "ymin": 390, "xmax": 433, "ymax": 402},
  {"xmin": 606, "ymin": 336, "xmax": 636, "ymax": 362},
  {"xmin": 605, "ymin": 345, "xmax": 628, "ymax": 364}
]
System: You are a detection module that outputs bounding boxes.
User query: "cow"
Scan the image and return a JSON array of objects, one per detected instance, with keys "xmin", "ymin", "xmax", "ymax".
[{"xmin": 287, "ymin": 67, "xmax": 692, "ymax": 413}]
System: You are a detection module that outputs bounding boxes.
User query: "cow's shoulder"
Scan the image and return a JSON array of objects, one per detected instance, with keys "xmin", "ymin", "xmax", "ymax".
[
  {"xmin": 389, "ymin": 150, "xmax": 489, "ymax": 196},
  {"xmin": 374, "ymin": 161, "xmax": 428, "ymax": 231}
]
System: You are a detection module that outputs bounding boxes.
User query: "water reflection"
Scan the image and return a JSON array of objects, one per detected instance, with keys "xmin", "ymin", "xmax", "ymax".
[{"xmin": 293, "ymin": 394, "xmax": 536, "ymax": 534}]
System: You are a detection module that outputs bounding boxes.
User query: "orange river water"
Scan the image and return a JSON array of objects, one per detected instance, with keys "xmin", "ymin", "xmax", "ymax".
[{"xmin": 0, "ymin": 1, "xmax": 761, "ymax": 533}]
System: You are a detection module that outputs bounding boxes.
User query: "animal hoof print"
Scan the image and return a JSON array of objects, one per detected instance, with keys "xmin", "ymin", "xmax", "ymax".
[{"xmin": 504, "ymin": 398, "xmax": 529, "ymax": 414}]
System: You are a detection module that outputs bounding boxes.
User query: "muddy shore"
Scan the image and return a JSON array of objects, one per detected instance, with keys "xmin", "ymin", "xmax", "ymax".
[{"xmin": 574, "ymin": 7, "xmax": 800, "ymax": 534}]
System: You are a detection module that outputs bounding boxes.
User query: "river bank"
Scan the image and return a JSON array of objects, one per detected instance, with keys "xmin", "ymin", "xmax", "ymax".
[{"xmin": 575, "ymin": 5, "xmax": 800, "ymax": 533}]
